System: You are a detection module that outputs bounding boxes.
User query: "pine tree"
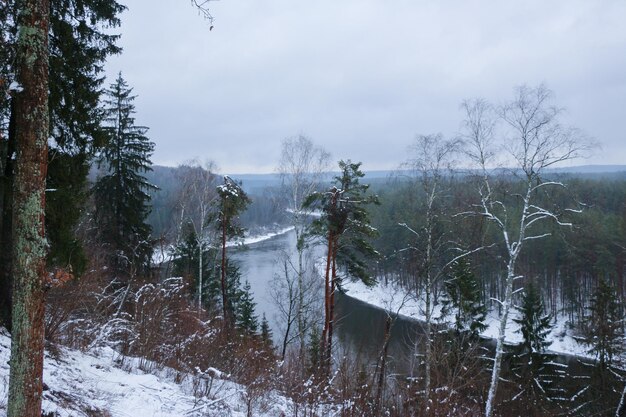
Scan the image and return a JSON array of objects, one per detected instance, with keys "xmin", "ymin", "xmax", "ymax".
[
  {"xmin": 236, "ymin": 281, "xmax": 258, "ymax": 335},
  {"xmin": 304, "ymin": 160, "xmax": 379, "ymax": 372},
  {"xmin": 94, "ymin": 73, "xmax": 156, "ymax": 273},
  {"xmin": 214, "ymin": 176, "xmax": 250, "ymax": 325},
  {"xmin": 441, "ymin": 258, "xmax": 486, "ymax": 336}
]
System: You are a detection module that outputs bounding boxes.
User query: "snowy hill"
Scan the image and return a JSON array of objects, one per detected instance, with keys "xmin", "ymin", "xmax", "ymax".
[{"xmin": 0, "ymin": 328, "xmax": 291, "ymax": 417}]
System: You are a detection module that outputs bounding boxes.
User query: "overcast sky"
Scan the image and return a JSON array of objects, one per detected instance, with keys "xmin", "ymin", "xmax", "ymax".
[{"xmin": 106, "ymin": 0, "xmax": 626, "ymax": 174}]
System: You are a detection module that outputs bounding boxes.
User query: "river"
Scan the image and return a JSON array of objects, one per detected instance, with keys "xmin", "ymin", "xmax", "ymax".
[
  {"xmin": 231, "ymin": 228, "xmax": 602, "ymax": 381},
  {"xmin": 232, "ymin": 228, "xmax": 425, "ymax": 373}
]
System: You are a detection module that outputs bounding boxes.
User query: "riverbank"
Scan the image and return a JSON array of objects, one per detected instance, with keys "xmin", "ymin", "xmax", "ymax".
[
  {"xmin": 342, "ymin": 279, "xmax": 590, "ymax": 359},
  {"xmin": 151, "ymin": 225, "xmax": 295, "ymax": 265}
]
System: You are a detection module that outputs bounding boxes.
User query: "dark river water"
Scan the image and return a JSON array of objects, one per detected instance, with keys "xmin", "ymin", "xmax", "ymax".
[
  {"xmin": 231, "ymin": 229, "xmax": 599, "ymax": 378},
  {"xmin": 231, "ymin": 228, "xmax": 427, "ymax": 373}
]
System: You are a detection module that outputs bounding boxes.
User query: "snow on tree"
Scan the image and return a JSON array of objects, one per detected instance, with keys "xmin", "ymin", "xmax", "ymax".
[
  {"xmin": 93, "ymin": 72, "xmax": 156, "ymax": 274},
  {"xmin": 7, "ymin": 0, "xmax": 50, "ymax": 415},
  {"xmin": 441, "ymin": 257, "xmax": 487, "ymax": 336},
  {"xmin": 398, "ymin": 132, "xmax": 460, "ymax": 411},
  {"xmin": 509, "ymin": 281, "xmax": 565, "ymax": 415},
  {"xmin": 172, "ymin": 161, "xmax": 218, "ymax": 310},
  {"xmin": 461, "ymin": 85, "xmax": 592, "ymax": 417},
  {"xmin": 276, "ymin": 135, "xmax": 330, "ymax": 360},
  {"xmin": 583, "ymin": 278, "xmax": 624, "ymax": 369},
  {"xmin": 304, "ymin": 160, "xmax": 379, "ymax": 373},
  {"xmin": 236, "ymin": 280, "xmax": 259, "ymax": 335},
  {"xmin": 214, "ymin": 176, "xmax": 250, "ymax": 326}
]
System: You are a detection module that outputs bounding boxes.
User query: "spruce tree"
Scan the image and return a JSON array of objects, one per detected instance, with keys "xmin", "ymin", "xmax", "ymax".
[
  {"xmin": 0, "ymin": 0, "xmax": 124, "ymax": 328},
  {"xmin": 441, "ymin": 258, "xmax": 486, "ymax": 336},
  {"xmin": 260, "ymin": 314, "xmax": 273, "ymax": 347},
  {"xmin": 94, "ymin": 73, "xmax": 156, "ymax": 273},
  {"xmin": 46, "ymin": 0, "xmax": 125, "ymax": 274},
  {"xmin": 584, "ymin": 278, "xmax": 624, "ymax": 369},
  {"xmin": 236, "ymin": 280, "xmax": 258, "ymax": 335},
  {"xmin": 577, "ymin": 279, "xmax": 625, "ymax": 414},
  {"xmin": 510, "ymin": 281, "xmax": 564, "ymax": 415}
]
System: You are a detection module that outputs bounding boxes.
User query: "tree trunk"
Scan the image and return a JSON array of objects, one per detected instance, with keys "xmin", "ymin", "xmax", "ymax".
[
  {"xmin": 321, "ymin": 229, "xmax": 333, "ymax": 371},
  {"xmin": 220, "ymin": 217, "xmax": 228, "ymax": 325},
  {"xmin": 198, "ymin": 242, "xmax": 203, "ymax": 311},
  {"xmin": 616, "ymin": 384, "xmax": 626, "ymax": 417},
  {"xmin": 375, "ymin": 315, "xmax": 393, "ymax": 414},
  {"xmin": 0, "ymin": 100, "xmax": 16, "ymax": 330},
  {"xmin": 484, "ymin": 262, "xmax": 516, "ymax": 417},
  {"xmin": 326, "ymin": 243, "xmax": 337, "ymax": 371},
  {"xmin": 7, "ymin": 0, "xmax": 50, "ymax": 416}
]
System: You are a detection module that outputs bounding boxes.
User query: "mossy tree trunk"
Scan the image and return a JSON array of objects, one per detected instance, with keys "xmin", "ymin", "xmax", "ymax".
[{"xmin": 7, "ymin": 0, "xmax": 50, "ymax": 416}]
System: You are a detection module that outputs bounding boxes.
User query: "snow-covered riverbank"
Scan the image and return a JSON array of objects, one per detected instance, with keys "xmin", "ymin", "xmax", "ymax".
[
  {"xmin": 342, "ymin": 279, "xmax": 590, "ymax": 359},
  {"xmin": 151, "ymin": 226, "xmax": 295, "ymax": 265}
]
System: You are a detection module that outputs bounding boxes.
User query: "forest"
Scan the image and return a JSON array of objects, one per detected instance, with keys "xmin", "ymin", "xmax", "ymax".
[{"xmin": 1, "ymin": 1, "xmax": 625, "ymax": 417}]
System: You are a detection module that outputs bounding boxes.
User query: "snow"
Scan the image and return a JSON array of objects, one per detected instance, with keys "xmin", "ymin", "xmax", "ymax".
[
  {"xmin": 342, "ymin": 279, "xmax": 593, "ymax": 359},
  {"xmin": 0, "ymin": 328, "xmax": 292, "ymax": 417},
  {"xmin": 150, "ymin": 226, "xmax": 295, "ymax": 265},
  {"xmin": 8, "ymin": 81, "xmax": 23, "ymax": 93},
  {"xmin": 235, "ymin": 226, "xmax": 294, "ymax": 246}
]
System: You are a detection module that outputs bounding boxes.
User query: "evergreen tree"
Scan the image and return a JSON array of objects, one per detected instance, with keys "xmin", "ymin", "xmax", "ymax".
[
  {"xmin": 94, "ymin": 73, "xmax": 156, "ymax": 273},
  {"xmin": 5, "ymin": 0, "xmax": 49, "ymax": 413},
  {"xmin": 308, "ymin": 326, "xmax": 321, "ymax": 374},
  {"xmin": 441, "ymin": 258, "xmax": 486, "ymax": 336},
  {"xmin": 0, "ymin": 0, "xmax": 124, "ymax": 328},
  {"xmin": 584, "ymin": 278, "xmax": 624, "ymax": 369},
  {"xmin": 214, "ymin": 176, "xmax": 250, "ymax": 324},
  {"xmin": 304, "ymin": 160, "xmax": 379, "ymax": 371},
  {"xmin": 46, "ymin": 0, "xmax": 125, "ymax": 274},
  {"xmin": 260, "ymin": 314, "xmax": 273, "ymax": 347},
  {"xmin": 236, "ymin": 281, "xmax": 258, "ymax": 335},
  {"xmin": 171, "ymin": 220, "xmax": 216, "ymax": 308},
  {"xmin": 509, "ymin": 282, "xmax": 564, "ymax": 415}
]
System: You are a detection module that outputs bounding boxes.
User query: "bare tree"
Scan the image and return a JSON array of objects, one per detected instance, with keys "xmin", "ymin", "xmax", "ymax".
[
  {"xmin": 276, "ymin": 135, "xmax": 330, "ymax": 357},
  {"xmin": 175, "ymin": 160, "xmax": 218, "ymax": 311},
  {"xmin": 399, "ymin": 133, "xmax": 460, "ymax": 413},
  {"xmin": 269, "ymin": 250, "xmax": 322, "ymax": 360},
  {"xmin": 461, "ymin": 85, "xmax": 592, "ymax": 417},
  {"xmin": 7, "ymin": 0, "xmax": 50, "ymax": 415}
]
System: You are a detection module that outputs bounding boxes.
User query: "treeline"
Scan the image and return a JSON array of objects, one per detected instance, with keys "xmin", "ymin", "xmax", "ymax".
[{"xmin": 369, "ymin": 173, "xmax": 626, "ymax": 323}]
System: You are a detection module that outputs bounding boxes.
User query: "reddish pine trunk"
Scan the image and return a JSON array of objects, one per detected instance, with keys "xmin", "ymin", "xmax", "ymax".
[
  {"xmin": 321, "ymin": 230, "xmax": 333, "ymax": 370},
  {"xmin": 326, "ymin": 239, "xmax": 337, "ymax": 368},
  {"xmin": 7, "ymin": 0, "xmax": 50, "ymax": 416},
  {"xmin": 221, "ymin": 216, "xmax": 228, "ymax": 325}
]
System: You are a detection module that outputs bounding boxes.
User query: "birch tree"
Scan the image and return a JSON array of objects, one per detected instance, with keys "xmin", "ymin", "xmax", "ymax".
[
  {"xmin": 399, "ymin": 133, "xmax": 460, "ymax": 414},
  {"xmin": 7, "ymin": 0, "xmax": 49, "ymax": 415},
  {"xmin": 175, "ymin": 160, "xmax": 218, "ymax": 310},
  {"xmin": 461, "ymin": 85, "xmax": 591, "ymax": 417},
  {"xmin": 276, "ymin": 135, "xmax": 330, "ymax": 357}
]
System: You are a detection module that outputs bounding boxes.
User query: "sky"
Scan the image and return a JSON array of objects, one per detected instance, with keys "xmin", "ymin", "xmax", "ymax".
[{"xmin": 106, "ymin": 0, "xmax": 626, "ymax": 174}]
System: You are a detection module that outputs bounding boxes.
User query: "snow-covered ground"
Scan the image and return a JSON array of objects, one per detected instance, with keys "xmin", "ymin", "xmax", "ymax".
[
  {"xmin": 342, "ymin": 279, "xmax": 589, "ymax": 359},
  {"xmin": 0, "ymin": 329, "xmax": 291, "ymax": 417}
]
